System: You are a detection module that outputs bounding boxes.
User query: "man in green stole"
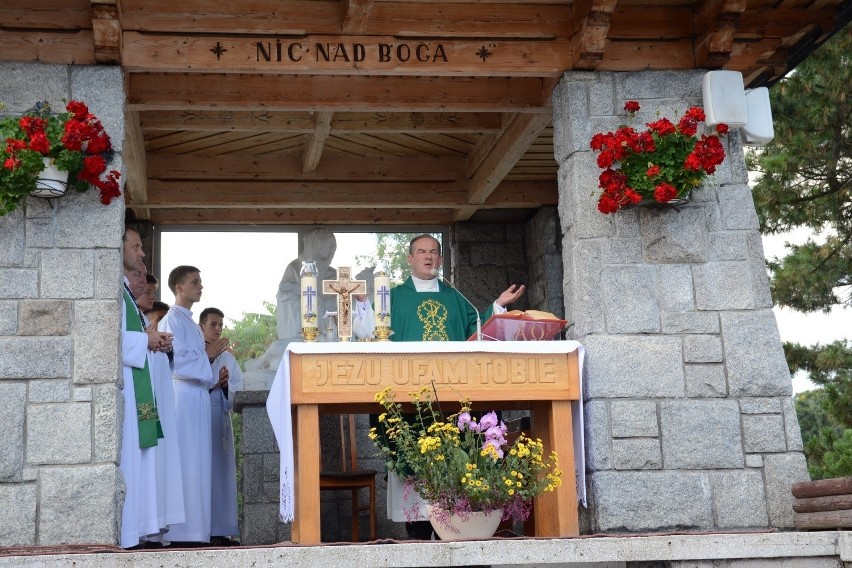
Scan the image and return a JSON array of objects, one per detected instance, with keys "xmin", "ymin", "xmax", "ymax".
[{"xmin": 119, "ymin": 228, "xmax": 173, "ymax": 548}]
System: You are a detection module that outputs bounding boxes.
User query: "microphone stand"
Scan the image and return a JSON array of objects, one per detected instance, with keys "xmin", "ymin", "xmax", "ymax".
[{"xmin": 432, "ymin": 269, "xmax": 482, "ymax": 340}]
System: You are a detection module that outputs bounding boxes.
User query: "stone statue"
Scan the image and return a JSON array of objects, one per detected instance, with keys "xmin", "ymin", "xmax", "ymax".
[{"xmin": 242, "ymin": 228, "xmax": 339, "ymax": 390}]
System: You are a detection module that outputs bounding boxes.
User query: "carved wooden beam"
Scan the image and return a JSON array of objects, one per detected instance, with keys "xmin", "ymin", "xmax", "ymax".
[
  {"xmin": 693, "ymin": 0, "xmax": 747, "ymax": 68},
  {"xmin": 91, "ymin": 1, "xmax": 121, "ymax": 64},
  {"xmin": 302, "ymin": 111, "xmax": 333, "ymax": 173},
  {"xmin": 121, "ymin": 32, "xmax": 571, "ymax": 77}
]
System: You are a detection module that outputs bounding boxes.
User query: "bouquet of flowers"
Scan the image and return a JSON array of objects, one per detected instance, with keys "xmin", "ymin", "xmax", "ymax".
[
  {"xmin": 370, "ymin": 387, "xmax": 562, "ymax": 524},
  {"xmin": 0, "ymin": 100, "xmax": 121, "ymax": 215},
  {"xmin": 590, "ymin": 100, "xmax": 728, "ymax": 214}
]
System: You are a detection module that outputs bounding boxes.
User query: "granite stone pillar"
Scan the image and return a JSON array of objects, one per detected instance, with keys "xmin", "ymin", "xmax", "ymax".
[
  {"xmin": 0, "ymin": 62, "xmax": 126, "ymax": 546},
  {"xmin": 552, "ymin": 70, "xmax": 808, "ymax": 532}
]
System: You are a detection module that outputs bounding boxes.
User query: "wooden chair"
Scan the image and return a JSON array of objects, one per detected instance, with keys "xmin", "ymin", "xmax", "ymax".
[{"xmin": 319, "ymin": 414, "xmax": 378, "ymax": 541}]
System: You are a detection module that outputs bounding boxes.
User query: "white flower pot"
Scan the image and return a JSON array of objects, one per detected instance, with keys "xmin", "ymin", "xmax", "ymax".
[
  {"xmin": 427, "ymin": 504, "xmax": 503, "ymax": 541},
  {"xmin": 32, "ymin": 157, "xmax": 69, "ymax": 198}
]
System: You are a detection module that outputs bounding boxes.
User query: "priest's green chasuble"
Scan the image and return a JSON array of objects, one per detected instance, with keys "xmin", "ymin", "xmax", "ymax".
[
  {"xmin": 390, "ymin": 277, "xmax": 494, "ymax": 341},
  {"xmin": 123, "ymin": 289, "xmax": 164, "ymax": 448}
]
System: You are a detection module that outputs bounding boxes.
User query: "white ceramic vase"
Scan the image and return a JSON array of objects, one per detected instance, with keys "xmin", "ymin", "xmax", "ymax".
[
  {"xmin": 426, "ymin": 504, "xmax": 503, "ymax": 541},
  {"xmin": 32, "ymin": 157, "xmax": 69, "ymax": 198}
]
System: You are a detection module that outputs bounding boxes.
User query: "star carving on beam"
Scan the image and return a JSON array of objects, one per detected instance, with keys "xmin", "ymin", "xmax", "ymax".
[
  {"xmin": 475, "ymin": 45, "xmax": 493, "ymax": 62},
  {"xmin": 210, "ymin": 42, "xmax": 228, "ymax": 60}
]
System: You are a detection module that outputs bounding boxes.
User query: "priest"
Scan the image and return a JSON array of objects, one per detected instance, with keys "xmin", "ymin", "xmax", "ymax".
[
  {"xmin": 119, "ymin": 228, "xmax": 171, "ymax": 548},
  {"xmin": 354, "ymin": 234, "xmax": 525, "ymax": 341},
  {"xmin": 353, "ymin": 234, "xmax": 525, "ymax": 539}
]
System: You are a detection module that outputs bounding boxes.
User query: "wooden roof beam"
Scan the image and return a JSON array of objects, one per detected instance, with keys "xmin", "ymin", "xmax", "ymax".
[
  {"xmin": 143, "ymin": 178, "xmax": 554, "ymax": 209},
  {"xmin": 342, "ymin": 0, "xmax": 374, "ymax": 34},
  {"xmin": 126, "ymin": 74, "xmax": 554, "ymax": 112},
  {"xmin": 123, "ymin": 110, "xmax": 150, "ymax": 219},
  {"xmin": 138, "ymin": 110, "xmax": 504, "ymax": 133},
  {"xmin": 466, "ymin": 111, "xmax": 551, "ymax": 205},
  {"xmin": 693, "ymin": 0, "xmax": 747, "ymax": 68},
  {"xmin": 572, "ymin": 0, "xmax": 618, "ymax": 70},
  {"xmin": 91, "ymin": 1, "xmax": 121, "ymax": 64},
  {"xmin": 302, "ymin": 111, "xmax": 333, "ymax": 173},
  {"xmin": 148, "ymin": 207, "xmax": 460, "ymax": 226},
  {"xmin": 147, "ymin": 154, "xmax": 467, "ymax": 182}
]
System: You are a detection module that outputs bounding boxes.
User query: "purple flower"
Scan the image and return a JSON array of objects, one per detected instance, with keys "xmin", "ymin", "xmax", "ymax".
[
  {"xmin": 457, "ymin": 412, "xmax": 472, "ymax": 431},
  {"xmin": 479, "ymin": 411, "xmax": 499, "ymax": 430},
  {"xmin": 484, "ymin": 425, "xmax": 506, "ymax": 446}
]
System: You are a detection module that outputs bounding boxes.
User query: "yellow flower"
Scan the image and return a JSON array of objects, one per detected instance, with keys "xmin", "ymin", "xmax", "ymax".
[
  {"xmin": 378, "ymin": 413, "xmax": 387, "ymax": 422},
  {"xmin": 508, "ymin": 489, "xmax": 514, "ymax": 496}
]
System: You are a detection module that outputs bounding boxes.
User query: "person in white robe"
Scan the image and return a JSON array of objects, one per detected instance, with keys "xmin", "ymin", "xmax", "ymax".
[
  {"xmin": 119, "ymin": 229, "xmax": 172, "ymax": 548},
  {"xmin": 136, "ymin": 270, "xmax": 186, "ymax": 538},
  {"xmin": 158, "ymin": 265, "xmax": 217, "ymax": 544},
  {"xmin": 200, "ymin": 307, "xmax": 243, "ymax": 544}
]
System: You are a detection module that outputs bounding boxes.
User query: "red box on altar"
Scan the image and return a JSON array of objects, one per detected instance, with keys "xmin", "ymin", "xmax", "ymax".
[{"xmin": 469, "ymin": 312, "xmax": 568, "ymax": 341}]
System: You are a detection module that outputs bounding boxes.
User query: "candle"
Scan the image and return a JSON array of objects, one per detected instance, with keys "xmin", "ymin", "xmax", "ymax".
[
  {"xmin": 300, "ymin": 261, "xmax": 319, "ymax": 340},
  {"xmin": 374, "ymin": 274, "xmax": 391, "ymax": 325}
]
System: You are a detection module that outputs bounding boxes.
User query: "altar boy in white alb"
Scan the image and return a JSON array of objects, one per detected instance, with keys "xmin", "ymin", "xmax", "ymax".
[
  {"xmin": 158, "ymin": 265, "xmax": 218, "ymax": 545},
  {"xmin": 200, "ymin": 307, "xmax": 243, "ymax": 545}
]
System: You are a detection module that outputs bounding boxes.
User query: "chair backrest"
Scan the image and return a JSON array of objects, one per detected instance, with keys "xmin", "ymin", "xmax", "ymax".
[{"xmin": 337, "ymin": 414, "xmax": 360, "ymax": 473}]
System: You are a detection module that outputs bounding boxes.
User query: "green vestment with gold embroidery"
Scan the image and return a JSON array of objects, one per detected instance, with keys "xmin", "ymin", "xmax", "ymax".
[{"xmin": 389, "ymin": 276, "xmax": 494, "ymax": 342}]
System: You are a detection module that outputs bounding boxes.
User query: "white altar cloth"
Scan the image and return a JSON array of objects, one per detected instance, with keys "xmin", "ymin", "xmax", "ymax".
[{"xmin": 266, "ymin": 340, "xmax": 586, "ymax": 523}]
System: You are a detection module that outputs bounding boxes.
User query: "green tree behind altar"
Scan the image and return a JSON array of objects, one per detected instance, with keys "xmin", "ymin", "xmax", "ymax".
[
  {"xmin": 224, "ymin": 300, "xmax": 278, "ymax": 366},
  {"xmin": 747, "ymin": 27, "xmax": 851, "ymax": 479}
]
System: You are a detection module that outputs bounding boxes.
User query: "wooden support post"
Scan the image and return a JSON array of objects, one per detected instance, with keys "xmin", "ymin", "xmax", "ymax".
[{"xmin": 530, "ymin": 399, "xmax": 578, "ymax": 537}]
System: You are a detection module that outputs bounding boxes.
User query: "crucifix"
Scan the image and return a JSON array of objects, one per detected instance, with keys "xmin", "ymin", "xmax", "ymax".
[{"xmin": 322, "ymin": 266, "xmax": 366, "ymax": 341}]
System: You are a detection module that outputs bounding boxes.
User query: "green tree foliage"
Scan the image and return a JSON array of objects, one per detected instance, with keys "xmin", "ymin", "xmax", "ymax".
[
  {"xmin": 356, "ymin": 232, "xmax": 442, "ymax": 284},
  {"xmin": 794, "ymin": 382, "xmax": 851, "ymax": 479},
  {"xmin": 747, "ymin": 28, "xmax": 851, "ymax": 479},
  {"xmin": 747, "ymin": 27, "xmax": 851, "ymax": 314},
  {"xmin": 222, "ymin": 301, "xmax": 278, "ymax": 367}
]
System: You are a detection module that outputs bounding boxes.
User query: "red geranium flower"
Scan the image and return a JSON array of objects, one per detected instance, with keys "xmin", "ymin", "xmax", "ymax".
[
  {"xmin": 588, "ymin": 102, "xmax": 727, "ymax": 214},
  {"xmin": 0, "ymin": 99, "xmax": 121, "ymax": 214}
]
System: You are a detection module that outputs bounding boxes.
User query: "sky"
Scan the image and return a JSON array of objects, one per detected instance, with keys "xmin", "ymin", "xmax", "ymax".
[{"xmin": 157, "ymin": 228, "xmax": 847, "ymax": 394}]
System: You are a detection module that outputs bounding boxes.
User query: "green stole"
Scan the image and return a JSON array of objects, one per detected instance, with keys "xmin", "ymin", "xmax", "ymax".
[{"xmin": 123, "ymin": 289, "xmax": 163, "ymax": 448}]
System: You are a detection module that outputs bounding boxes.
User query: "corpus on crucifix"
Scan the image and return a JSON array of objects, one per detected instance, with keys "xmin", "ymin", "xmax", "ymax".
[{"xmin": 322, "ymin": 266, "xmax": 366, "ymax": 341}]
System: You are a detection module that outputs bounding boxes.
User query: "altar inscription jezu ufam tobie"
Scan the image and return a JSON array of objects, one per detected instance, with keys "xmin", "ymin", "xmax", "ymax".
[{"xmin": 292, "ymin": 352, "xmax": 576, "ymax": 403}]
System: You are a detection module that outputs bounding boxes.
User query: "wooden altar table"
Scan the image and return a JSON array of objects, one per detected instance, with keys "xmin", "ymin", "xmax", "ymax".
[{"xmin": 266, "ymin": 341, "xmax": 585, "ymax": 544}]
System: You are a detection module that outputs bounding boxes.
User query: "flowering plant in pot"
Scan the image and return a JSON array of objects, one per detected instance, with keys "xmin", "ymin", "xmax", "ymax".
[
  {"xmin": 590, "ymin": 100, "xmax": 728, "ymax": 214},
  {"xmin": 0, "ymin": 100, "xmax": 121, "ymax": 215},
  {"xmin": 370, "ymin": 387, "xmax": 562, "ymax": 537}
]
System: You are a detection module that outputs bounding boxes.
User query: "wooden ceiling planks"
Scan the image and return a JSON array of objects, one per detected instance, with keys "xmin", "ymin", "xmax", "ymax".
[{"xmin": 1, "ymin": 0, "xmax": 849, "ymax": 225}]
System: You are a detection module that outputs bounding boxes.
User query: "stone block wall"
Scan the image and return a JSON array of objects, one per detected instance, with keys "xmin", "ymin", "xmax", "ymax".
[
  {"xmin": 553, "ymin": 70, "xmax": 809, "ymax": 532},
  {"xmin": 0, "ymin": 63, "xmax": 126, "ymax": 546},
  {"xmin": 450, "ymin": 221, "xmax": 531, "ymax": 312},
  {"xmin": 524, "ymin": 206, "xmax": 564, "ymax": 318}
]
